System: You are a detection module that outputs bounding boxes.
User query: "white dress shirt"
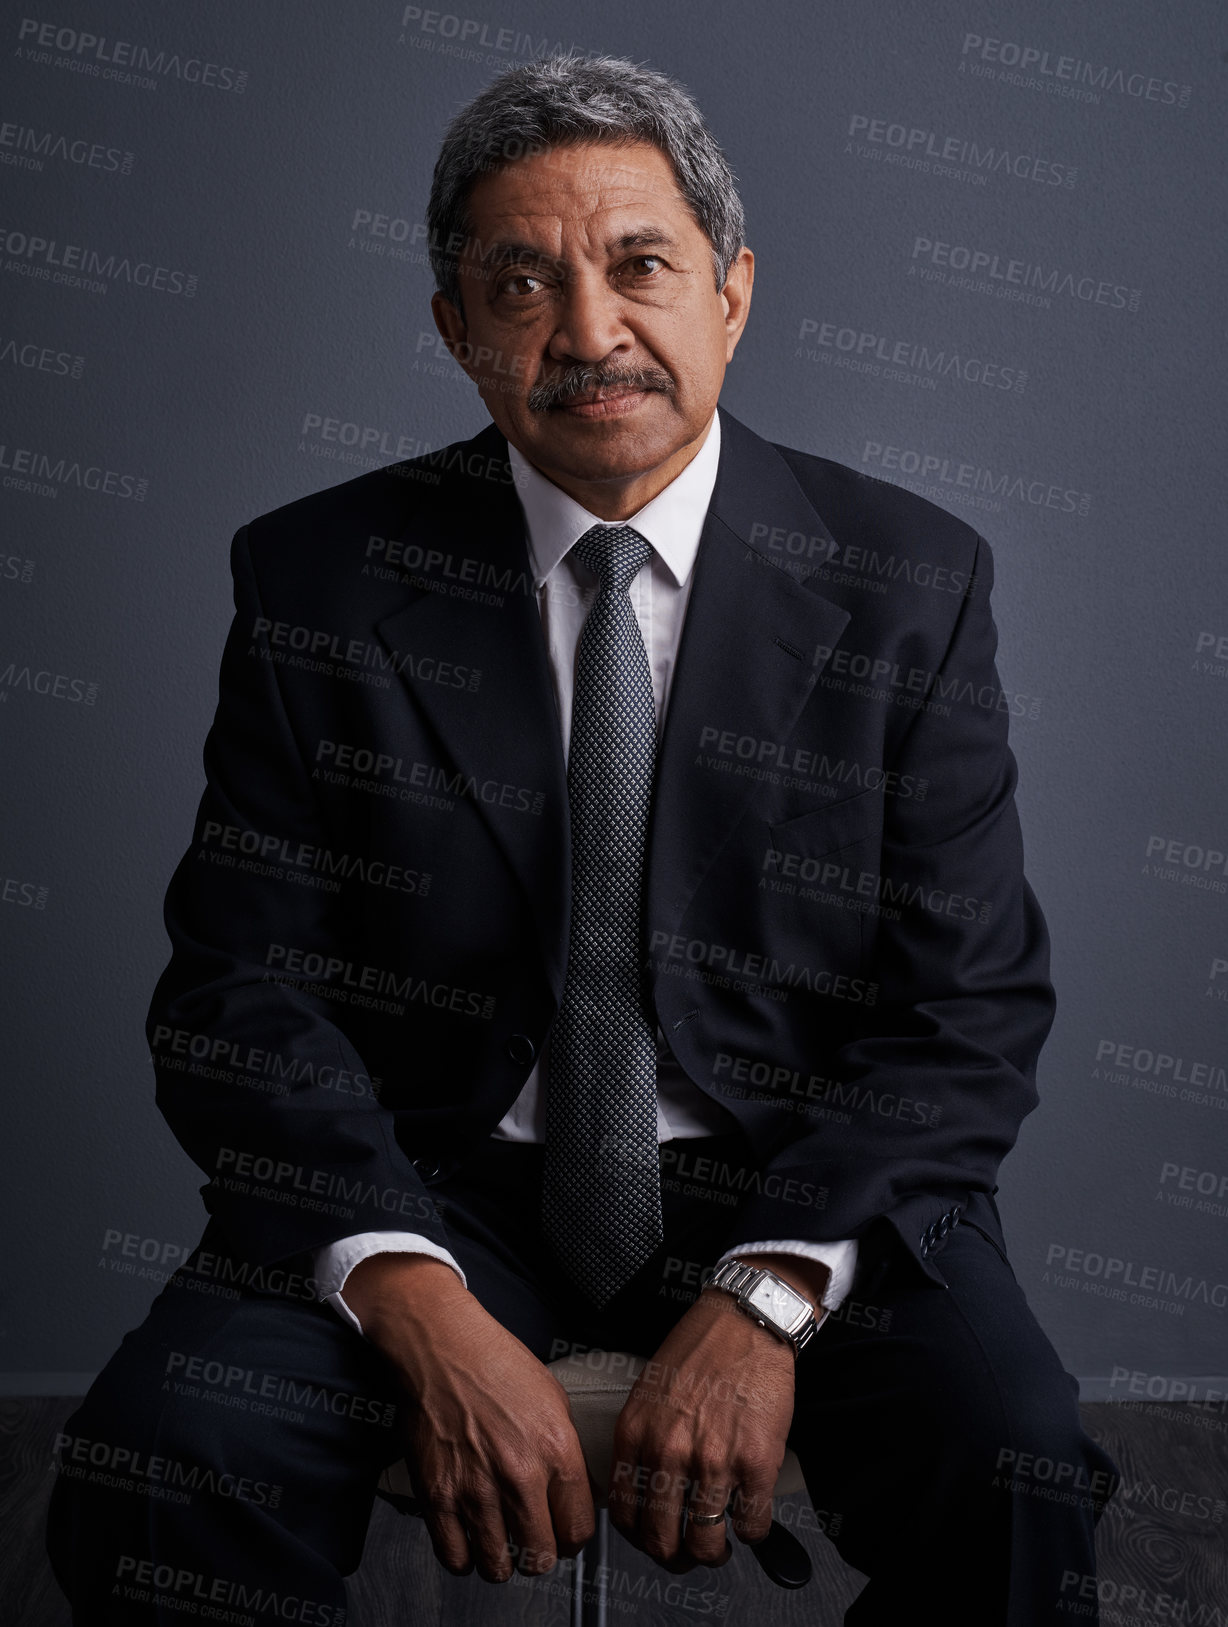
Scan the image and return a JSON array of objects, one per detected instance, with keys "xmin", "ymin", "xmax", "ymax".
[{"xmin": 314, "ymin": 409, "xmax": 858, "ymax": 1335}]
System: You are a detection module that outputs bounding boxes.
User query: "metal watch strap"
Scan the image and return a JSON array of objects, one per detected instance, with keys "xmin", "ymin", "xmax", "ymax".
[{"xmin": 706, "ymin": 1258, "xmax": 820, "ymax": 1356}]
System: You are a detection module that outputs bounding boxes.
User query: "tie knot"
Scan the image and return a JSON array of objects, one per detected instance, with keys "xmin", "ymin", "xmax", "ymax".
[{"xmin": 571, "ymin": 523, "xmax": 654, "ymax": 594}]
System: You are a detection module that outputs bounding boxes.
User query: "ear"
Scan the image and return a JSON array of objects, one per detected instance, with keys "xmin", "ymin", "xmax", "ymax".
[
  {"xmin": 722, "ymin": 246, "xmax": 754, "ymax": 363},
  {"xmin": 430, "ymin": 290, "xmax": 478, "ymax": 381}
]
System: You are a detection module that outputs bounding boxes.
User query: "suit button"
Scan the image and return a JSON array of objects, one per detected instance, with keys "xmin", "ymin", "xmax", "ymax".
[
  {"xmin": 507, "ymin": 1033, "xmax": 536, "ymax": 1064},
  {"xmin": 937, "ymin": 1215, "xmax": 951, "ymax": 1237},
  {"xmin": 412, "ymin": 1157, "xmax": 440, "ymax": 1180}
]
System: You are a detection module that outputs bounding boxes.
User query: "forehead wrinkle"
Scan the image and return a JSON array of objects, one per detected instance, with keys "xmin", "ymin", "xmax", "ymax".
[{"xmin": 470, "ymin": 148, "xmax": 690, "ymax": 270}]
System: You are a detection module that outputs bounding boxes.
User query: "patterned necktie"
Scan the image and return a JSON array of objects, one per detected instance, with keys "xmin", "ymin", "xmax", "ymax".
[{"xmin": 540, "ymin": 523, "xmax": 665, "ymax": 1306}]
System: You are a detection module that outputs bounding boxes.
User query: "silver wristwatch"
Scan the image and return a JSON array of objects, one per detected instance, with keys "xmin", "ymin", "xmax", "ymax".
[{"xmin": 705, "ymin": 1258, "xmax": 825, "ymax": 1356}]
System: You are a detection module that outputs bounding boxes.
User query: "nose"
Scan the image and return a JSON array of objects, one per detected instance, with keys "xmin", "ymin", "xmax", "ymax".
[{"xmin": 547, "ymin": 268, "xmax": 634, "ymax": 366}]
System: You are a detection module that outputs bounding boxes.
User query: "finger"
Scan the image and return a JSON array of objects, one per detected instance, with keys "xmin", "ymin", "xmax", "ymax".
[
  {"xmin": 636, "ymin": 1456, "xmax": 690, "ymax": 1569},
  {"xmin": 407, "ymin": 1447, "xmax": 476, "ymax": 1577},
  {"xmin": 681, "ymin": 1472, "xmax": 735, "ymax": 1568},
  {"xmin": 685, "ymin": 1526, "xmax": 733, "ymax": 1572},
  {"xmin": 422, "ymin": 1504, "xmax": 474, "ymax": 1576},
  {"xmin": 502, "ymin": 1479, "xmax": 563, "ymax": 1576},
  {"xmin": 547, "ymin": 1462, "xmax": 596, "ymax": 1559},
  {"xmin": 462, "ymin": 1492, "xmax": 516, "ymax": 1584},
  {"xmin": 606, "ymin": 1437, "xmax": 644, "ymax": 1541},
  {"xmin": 728, "ymin": 1474, "xmax": 776, "ymax": 1547}
]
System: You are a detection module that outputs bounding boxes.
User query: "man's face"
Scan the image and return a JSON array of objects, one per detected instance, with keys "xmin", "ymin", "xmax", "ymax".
[{"xmin": 431, "ymin": 138, "xmax": 753, "ymax": 510}]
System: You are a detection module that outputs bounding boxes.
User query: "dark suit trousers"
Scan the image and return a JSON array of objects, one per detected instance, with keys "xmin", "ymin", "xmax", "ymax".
[{"xmin": 47, "ymin": 1129, "xmax": 1119, "ymax": 1625}]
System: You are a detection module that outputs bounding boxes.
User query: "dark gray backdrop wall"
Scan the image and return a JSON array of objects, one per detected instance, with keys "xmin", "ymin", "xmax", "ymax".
[{"xmin": 2, "ymin": 0, "xmax": 1224, "ymax": 1396}]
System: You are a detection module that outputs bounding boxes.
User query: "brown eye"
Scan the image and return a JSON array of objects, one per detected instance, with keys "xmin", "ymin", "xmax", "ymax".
[{"xmin": 500, "ymin": 272, "xmax": 544, "ymax": 297}]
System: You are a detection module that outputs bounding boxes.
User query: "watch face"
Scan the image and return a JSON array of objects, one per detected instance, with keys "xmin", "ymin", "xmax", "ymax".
[{"xmin": 746, "ymin": 1276, "xmax": 805, "ymax": 1330}]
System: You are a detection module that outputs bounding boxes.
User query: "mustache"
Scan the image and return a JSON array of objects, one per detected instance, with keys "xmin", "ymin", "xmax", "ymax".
[{"xmin": 527, "ymin": 363, "xmax": 675, "ymax": 413}]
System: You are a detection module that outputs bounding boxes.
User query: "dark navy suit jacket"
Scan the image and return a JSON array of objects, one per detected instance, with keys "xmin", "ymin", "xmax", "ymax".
[{"xmin": 147, "ymin": 404, "xmax": 1055, "ymax": 1296}]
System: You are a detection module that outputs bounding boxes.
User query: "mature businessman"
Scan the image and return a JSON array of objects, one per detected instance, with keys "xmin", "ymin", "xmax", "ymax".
[{"xmin": 48, "ymin": 50, "xmax": 1119, "ymax": 1626}]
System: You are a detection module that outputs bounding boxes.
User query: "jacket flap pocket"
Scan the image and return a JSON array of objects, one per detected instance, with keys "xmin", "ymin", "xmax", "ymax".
[{"xmin": 768, "ymin": 784, "xmax": 883, "ymax": 861}]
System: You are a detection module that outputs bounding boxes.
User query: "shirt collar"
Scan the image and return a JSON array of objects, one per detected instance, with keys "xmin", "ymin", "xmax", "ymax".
[{"xmin": 506, "ymin": 408, "xmax": 721, "ymax": 590}]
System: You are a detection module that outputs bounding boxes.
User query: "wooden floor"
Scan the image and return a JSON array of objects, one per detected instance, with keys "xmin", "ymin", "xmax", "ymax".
[{"xmin": 6, "ymin": 1398, "xmax": 1226, "ymax": 1624}]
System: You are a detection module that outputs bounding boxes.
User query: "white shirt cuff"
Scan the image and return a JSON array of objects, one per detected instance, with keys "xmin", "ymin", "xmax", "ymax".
[
  {"xmin": 313, "ymin": 1232, "xmax": 467, "ymax": 1338},
  {"xmin": 717, "ymin": 1238, "xmax": 859, "ymax": 1312}
]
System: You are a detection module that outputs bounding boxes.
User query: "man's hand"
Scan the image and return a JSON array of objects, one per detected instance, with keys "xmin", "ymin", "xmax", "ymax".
[
  {"xmin": 345, "ymin": 1253, "xmax": 596, "ymax": 1583},
  {"xmin": 607, "ymin": 1268, "xmax": 813, "ymax": 1572}
]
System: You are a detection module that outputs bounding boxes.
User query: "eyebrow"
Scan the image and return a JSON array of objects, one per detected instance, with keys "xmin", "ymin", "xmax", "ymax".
[{"xmin": 477, "ymin": 227, "xmax": 682, "ymax": 275}]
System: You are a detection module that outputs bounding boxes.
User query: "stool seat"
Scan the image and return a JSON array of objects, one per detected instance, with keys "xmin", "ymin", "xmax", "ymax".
[{"xmin": 378, "ymin": 1347, "xmax": 808, "ymax": 1508}]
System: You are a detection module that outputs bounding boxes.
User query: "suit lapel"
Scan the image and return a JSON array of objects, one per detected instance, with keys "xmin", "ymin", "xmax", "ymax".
[
  {"xmin": 370, "ymin": 408, "xmax": 853, "ymax": 1001},
  {"xmin": 372, "ymin": 424, "xmax": 571, "ymax": 994},
  {"xmin": 643, "ymin": 407, "xmax": 852, "ymax": 962}
]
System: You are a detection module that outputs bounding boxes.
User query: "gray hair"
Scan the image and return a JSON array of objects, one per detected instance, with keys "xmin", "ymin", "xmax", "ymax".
[{"xmin": 426, "ymin": 50, "xmax": 746, "ymax": 315}]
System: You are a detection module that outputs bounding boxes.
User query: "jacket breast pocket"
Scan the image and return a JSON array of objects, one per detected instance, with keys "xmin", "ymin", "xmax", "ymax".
[{"xmin": 763, "ymin": 786, "xmax": 884, "ymax": 974}]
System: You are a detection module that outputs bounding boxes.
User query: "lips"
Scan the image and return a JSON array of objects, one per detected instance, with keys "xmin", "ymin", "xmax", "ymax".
[{"xmin": 563, "ymin": 385, "xmax": 641, "ymax": 406}]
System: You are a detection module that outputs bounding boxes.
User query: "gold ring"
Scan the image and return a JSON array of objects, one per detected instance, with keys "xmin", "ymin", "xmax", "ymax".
[{"xmin": 685, "ymin": 1506, "xmax": 728, "ymax": 1526}]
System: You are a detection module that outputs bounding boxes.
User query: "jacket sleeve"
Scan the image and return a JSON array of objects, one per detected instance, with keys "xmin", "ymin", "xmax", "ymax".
[
  {"xmin": 721, "ymin": 534, "xmax": 1055, "ymax": 1286},
  {"xmin": 147, "ymin": 524, "xmax": 452, "ymax": 1269}
]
